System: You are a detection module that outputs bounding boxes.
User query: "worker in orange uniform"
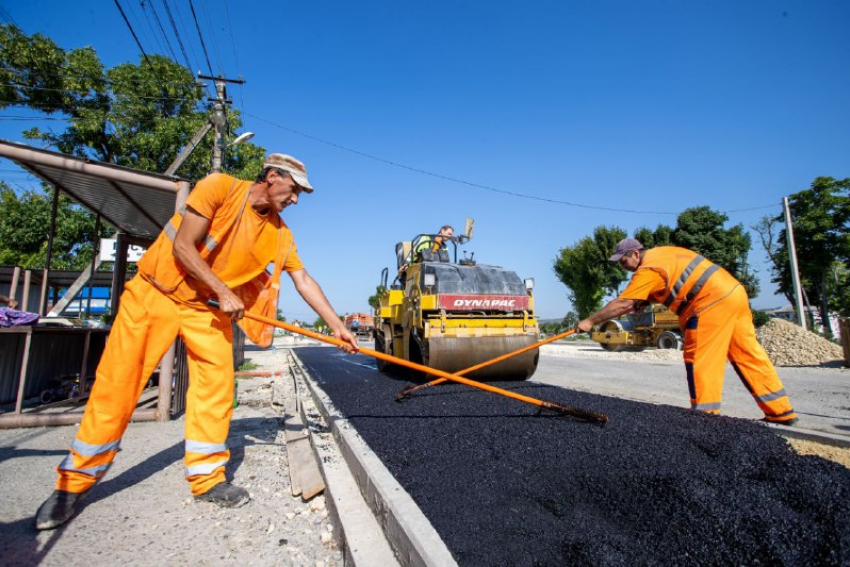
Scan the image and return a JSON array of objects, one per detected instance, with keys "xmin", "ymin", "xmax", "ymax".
[
  {"xmin": 577, "ymin": 238, "xmax": 797, "ymax": 426},
  {"xmin": 35, "ymin": 153, "xmax": 359, "ymax": 530}
]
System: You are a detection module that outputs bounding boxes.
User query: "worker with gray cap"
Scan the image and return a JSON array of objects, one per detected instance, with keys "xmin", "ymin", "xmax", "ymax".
[
  {"xmin": 36, "ymin": 152, "xmax": 359, "ymax": 530},
  {"xmin": 578, "ymin": 238, "xmax": 797, "ymax": 426}
]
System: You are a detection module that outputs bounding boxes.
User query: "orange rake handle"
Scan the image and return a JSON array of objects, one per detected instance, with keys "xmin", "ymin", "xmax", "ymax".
[
  {"xmin": 396, "ymin": 328, "xmax": 578, "ymax": 401},
  {"xmin": 212, "ymin": 302, "xmax": 606, "ymax": 423}
]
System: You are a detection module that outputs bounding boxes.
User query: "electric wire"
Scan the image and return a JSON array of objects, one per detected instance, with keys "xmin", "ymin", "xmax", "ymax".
[
  {"xmin": 188, "ymin": 0, "xmax": 214, "ymax": 76},
  {"xmin": 199, "ymin": 0, "xmax": 225, "ymax": 76},
  {"xmin": 137, "ymin": 0, "xmax": 169, "ymax": 57},
  {"xmin": 160, "ymin": 0, "xmax": 193, "ymax": 73},
  {"xmin": 0, "ymin": 65, "xmax": 199, "ymax": 87},
  {"xmin": 113, "ymin": 0, "xmax": 172, "ymax": 101},
  {"xmin": 0, "ymin": 84, "xmax": 199, "ymax": 103},
  {"xmin": 0, "ymin": 4, "xmax": 19, "ymax": 27},
  {"xmin": 222, "ymin": 0, "xmax": 246, "ymax": 116},
  {"xmin": 246, "ymin": 112, "xmax": 782, "ymax": 217},
  {"xmin": 171, "ymin": 0, "xmax": 204, "ymax": 77},
  {"xmin": 142, "ymin": 0, "xmax": 179, "ymax": 64}
]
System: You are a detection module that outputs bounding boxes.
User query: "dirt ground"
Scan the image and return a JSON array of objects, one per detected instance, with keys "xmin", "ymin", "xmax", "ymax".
[
  {"xmin": 0, "ymin": 336, "xmax": 343, "ymax": 567},
  {"xmin": 788, "ymin": 438, "xmax": 850, "ymax": 469}
]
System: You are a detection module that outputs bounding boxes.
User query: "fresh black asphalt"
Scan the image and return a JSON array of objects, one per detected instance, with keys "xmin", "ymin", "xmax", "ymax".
[{"xmin": 294, "ymin": 346, "xmax": 850, "ymax": 566}]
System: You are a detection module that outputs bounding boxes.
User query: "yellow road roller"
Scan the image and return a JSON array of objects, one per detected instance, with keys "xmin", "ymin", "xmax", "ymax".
[{"xmin": 374, "ymin": 219, "xmax": 539, "ymax": 380}]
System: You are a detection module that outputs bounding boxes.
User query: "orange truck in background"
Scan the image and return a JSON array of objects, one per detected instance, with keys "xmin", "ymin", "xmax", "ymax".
[{"xmin": 344, "ymin": 313, "xmax": 374, "ymax": 338}]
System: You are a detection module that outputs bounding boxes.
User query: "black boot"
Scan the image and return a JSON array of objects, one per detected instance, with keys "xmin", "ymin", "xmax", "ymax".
[
  {"xmin": 34, "ymin": 489, "xmax": 88, "ymax": 530},
  {"xmin": 195, "ymin": 482, "xmax": 250, "ymax": 508}
]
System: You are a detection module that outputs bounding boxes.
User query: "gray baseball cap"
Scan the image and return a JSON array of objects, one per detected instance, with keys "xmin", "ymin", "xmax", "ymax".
[{"xmin": 609, "ymin": 238, "xmax": 643, "ymax": 262}]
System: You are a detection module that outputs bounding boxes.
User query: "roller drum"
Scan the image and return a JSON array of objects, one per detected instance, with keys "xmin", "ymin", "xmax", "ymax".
[{"xmin": 425, "ymin": 335, "xmax": 539, "ymax": 380}]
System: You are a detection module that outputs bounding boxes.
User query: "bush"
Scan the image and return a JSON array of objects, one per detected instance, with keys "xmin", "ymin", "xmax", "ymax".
[{"xmin": 752, "ymin": 310, "xmax": 770, "ymax": 328}]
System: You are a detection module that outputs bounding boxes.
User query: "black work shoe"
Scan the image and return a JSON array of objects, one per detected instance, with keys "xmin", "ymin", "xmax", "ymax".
[
  {"xmin": 34, "ymin": 489, "xmax": 88, "ymax": 530},
  {"xmin": 195, "ymin": 482, "xmax": 250, "ymax": 508},
  {"xmin": 762, "ymin": 417, "xmax": 798, "ymax": 427}
]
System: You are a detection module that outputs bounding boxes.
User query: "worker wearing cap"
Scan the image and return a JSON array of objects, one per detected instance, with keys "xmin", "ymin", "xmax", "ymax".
[
  {"xmin": 36, "ymin": 153, "xmax": 359, "ymax": 530},
  {"xmin": 577, "ymin": 238, "xmax": 797, "ymax": 425}
]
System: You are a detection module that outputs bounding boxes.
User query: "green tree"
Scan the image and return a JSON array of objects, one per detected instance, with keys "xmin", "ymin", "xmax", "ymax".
[
  {"xmin": 0, "ymin": 24, "xmax": 264, "ymax": 180},
  {"xmin": 553, "ymin": 226, "xmax": 627, "ymax": 318},
  {"xmin": 672, "ymin": 206, "xmax": 759, "ymax": 297},
  {"xmin": 634, "ymin": 224, "xmax": 674, "ymax": 249},
  {"xmin": 367, "ymin": 285, "xmax": 386, "ymax": 311},
  {"xmin": 0, "ymin": 183, "xmax": 113, "ymax": 269},
  {"xmin": 0, "ymin": 24, "xmax": 267, "ymax": 270},
  {"xmin": 754, "ymin": 177, "xmax": 850, "ymax": 332}
]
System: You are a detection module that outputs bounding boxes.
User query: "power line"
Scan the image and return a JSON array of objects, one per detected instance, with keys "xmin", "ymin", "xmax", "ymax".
[
  {"xmin": 143, "ymin": 0, "xmax": 179, "ymax": 63},
  {"xmin": 160, "ymin": 0, "xmax": 193, "ymax": 72},
  {"xmin": 0, "ymin": 115, "xmax": 69, "ymax": 121},
  {"xmin": 0, "ymin": 4, "xmax": 19, "ymax": 27},
  {"xmin": 188, "ymin": 0, "xmax": 214, "ymax": 76},
  {"xmin": 199, "ymin": 0, "xmax": 225, "ymax": 75},
  {"xmin": 246, "ymin": 111, "xmax": 783, "ymax": 217},
  {"xmin": 246, "ymin": 112, "xmax": 677, "ymax": 215},
  {"xmin": 171, "ymin": 0, "xmax": 203, "ymax": 74},
  {"xmin": 0, "ymin": 65, "xmax": 199, "ymax": 88},
  {"xmin": 113, "ymin": 0, "xmax": 172, "ymax": 102},
  {"xmin": 223, "ymin": 0, "xmax": 245, "ymax": 116},
  {"xmin": 0, "ymin": 83, "xmax": 199, "ymax": 103}
]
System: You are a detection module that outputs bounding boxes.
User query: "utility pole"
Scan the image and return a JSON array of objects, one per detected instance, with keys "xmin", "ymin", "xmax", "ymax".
[
  {"xmin": 197, "ymin": 74, "xmax": 245, "ymax": 173},
  {"xmin": 782, "ymin": 197, "xmax": 807, "ymax": 331}
]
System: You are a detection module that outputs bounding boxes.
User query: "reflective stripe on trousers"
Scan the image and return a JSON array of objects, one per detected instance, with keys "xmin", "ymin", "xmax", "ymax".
[{"xmin": 683, "ymin": 286, "xmax": 795, "ymax": 421}]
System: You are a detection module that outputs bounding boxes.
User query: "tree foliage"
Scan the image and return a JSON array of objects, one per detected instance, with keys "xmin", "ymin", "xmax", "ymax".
[
  {"xmin": 367, "ymin": 285, "xmax": 386, "ymax": 311},
  {"xmin": 753, "ymin": 177, "xmax": 850, "ymax": 329},
  {"xmin": 0, "ymin": 24, "xmax": 268, "ymax": 270},
  {"xmin": 0, "ymin": 24, "xmax": 264, "ymax": 180},
  {"xmin": 672, "ymin": 206, "xmax": 759, "ymax": 297},
  {"xmin": 553, "ymin": 206, "xmax": 763, "ymax": 318},
  {"xmin": 0, "ymin": 183, "xmax": 113, "ymax": 269},
  {"xmin": 553, "ymin": 226, "xmax": 627, "ymax": 318}
]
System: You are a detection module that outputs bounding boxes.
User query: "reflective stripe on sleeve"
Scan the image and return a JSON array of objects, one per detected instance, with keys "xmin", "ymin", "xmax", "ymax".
[
  {"xmin": 185, "ymin": 460, "xmax": 228, "ymax": 478},
  {"xmin": 163, "ymin": 219, "xmax": 218, "ymax": 252},
  {"xmin": 70, "ymin": 438, "xmax": 120, "ymax": 457},
  {"xmin": 185, "ymin": 440, "xmax": 228, "ymax": 454}
]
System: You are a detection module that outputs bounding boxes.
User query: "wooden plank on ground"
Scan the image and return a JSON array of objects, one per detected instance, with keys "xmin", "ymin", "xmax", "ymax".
[{"xmin": 280, "ymin": 365, "xmax": 325, "ymax": 500}]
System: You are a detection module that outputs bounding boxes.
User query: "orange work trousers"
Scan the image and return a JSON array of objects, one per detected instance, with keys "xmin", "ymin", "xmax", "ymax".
[
  {"xmin": 682, "ymin": 285, "xmax": 796, "ymax": 423},
  {"xmin": 55, "ymin": 276, "xmax": 235, "ymax": 496}
]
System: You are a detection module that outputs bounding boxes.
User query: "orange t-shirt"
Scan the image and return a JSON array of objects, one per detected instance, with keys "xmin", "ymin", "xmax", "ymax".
[
  {"xmin": 619, "ymin": 268, "xmax": 665, "ymax": 302},
  {"xmin": 168, "ymin": 176, "xmax": 304, "ymax": 307}
]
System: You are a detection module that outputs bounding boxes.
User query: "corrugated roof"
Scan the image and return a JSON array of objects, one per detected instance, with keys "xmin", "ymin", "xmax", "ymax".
[{"xmin": 0, "ymin": 139, "xmax": 190, "ymax": 241}]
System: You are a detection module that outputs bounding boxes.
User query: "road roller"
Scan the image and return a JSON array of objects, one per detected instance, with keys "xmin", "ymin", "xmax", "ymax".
[{"xmin": 373, "ymin": 219, "xmax": 539, "ymax": 381}]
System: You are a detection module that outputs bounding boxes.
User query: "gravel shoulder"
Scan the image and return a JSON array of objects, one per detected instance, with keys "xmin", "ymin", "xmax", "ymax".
[{"xmin": 0, "ymin": 336, "xmax": 342, "ymax": 567}]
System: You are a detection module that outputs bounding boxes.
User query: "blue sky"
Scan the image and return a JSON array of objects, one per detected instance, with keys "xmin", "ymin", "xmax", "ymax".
[{"xmin": 1, "ymin": 1, "xmax": 848, "ymax": 322}]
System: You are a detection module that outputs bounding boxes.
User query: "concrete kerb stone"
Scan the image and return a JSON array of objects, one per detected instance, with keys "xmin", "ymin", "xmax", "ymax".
[
  {"xmin": 766, "ymin": 423, "xmax": 850, "ymax": 449},
  {"xmin": 281, "ymin": 352, "xmax": 398, "ymax": 567},
  {"xmin": 290, "ymin": 351, "xmax": 458, "ymax": 567}
]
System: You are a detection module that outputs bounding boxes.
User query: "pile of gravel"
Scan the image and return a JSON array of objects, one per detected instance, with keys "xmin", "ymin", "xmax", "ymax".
[{"xmin": 756, "ymin": 318, "xmax": 845, "ymax": 367}]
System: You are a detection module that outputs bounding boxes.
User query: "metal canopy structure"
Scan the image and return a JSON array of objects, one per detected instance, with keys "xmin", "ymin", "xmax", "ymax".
[
  {"xmin": 0, "ymin": 139, "xmax": 189, "ymax": 241},
  {"xmin": 0, "ymin": 140, "xmax": 193, "ymax": 428}
]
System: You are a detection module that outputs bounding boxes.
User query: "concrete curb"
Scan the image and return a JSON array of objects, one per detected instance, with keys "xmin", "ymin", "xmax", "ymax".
[
  {"xmin": 767, "ymin": 423, "xmax": 850, "ymax": 448},
  {"xmin": 291, "ymin": 352, "xmax": 458, "ymax": 567}
]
